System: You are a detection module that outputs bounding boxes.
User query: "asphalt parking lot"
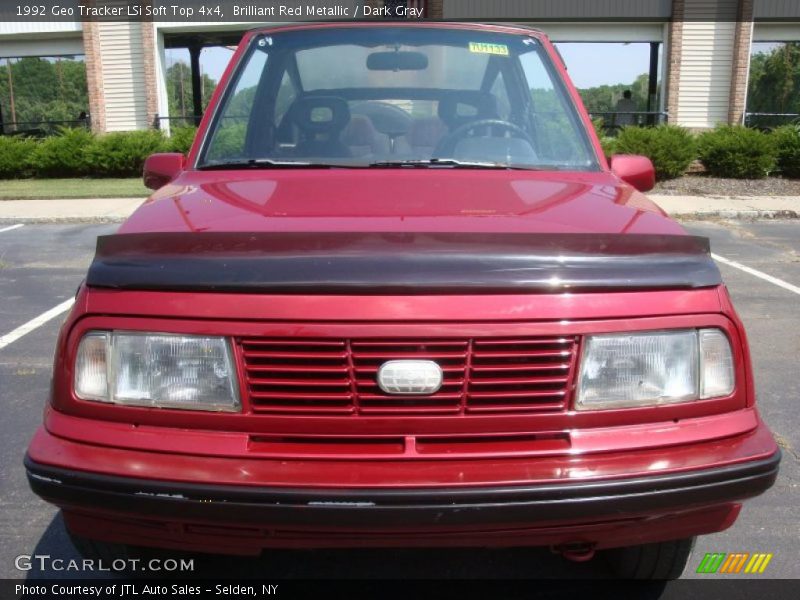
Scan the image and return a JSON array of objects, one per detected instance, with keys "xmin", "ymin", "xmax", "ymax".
[{"xmin": 0, "ymin": 219, "xmax": 797, "ymax": 582}]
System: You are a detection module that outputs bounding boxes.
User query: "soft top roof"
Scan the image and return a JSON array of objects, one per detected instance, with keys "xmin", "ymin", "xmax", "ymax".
[{"xmin": 244, "ymin": 21, "xmax": 547, "ymax": 39}]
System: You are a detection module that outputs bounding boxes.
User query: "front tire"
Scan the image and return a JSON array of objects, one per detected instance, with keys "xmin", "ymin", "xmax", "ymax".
[{"xmin": 605, "ymin": 537, "xmax": 696, "ymax": 579}]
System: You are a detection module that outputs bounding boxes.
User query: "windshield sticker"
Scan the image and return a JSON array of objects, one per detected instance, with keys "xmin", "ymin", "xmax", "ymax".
[{"xmin": 468, "ymin": 42, "xmax": 509, "ymax": 56}]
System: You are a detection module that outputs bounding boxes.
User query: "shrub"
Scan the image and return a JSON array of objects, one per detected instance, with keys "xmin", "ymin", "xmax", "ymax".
[
  {"xmin": 600, "ymin": 136, "xmax": 617, "ymax": 157},
  {"xmin": 163, "ymin": 126, "xmax": 197, "ymax": 154},
  {"xmin": 771, "ymin": 124, "xmax": 800, "ymax": 179},
  {"xmin": 591, "ymin": 117, "xmax": 605, "ymax": 139},
  {"xmin": 29, "ymin": 127, "xmax": 94, "ymax": 177},
  {"xmin": 592, "ymin": 117, "xmax": 617, "ymax": 156},
  {"xmin": 0, "ymin": 136, "xmax": 36, "ymax": 178},
  {"xmin": 697, "ymin": 125, "xmax": 777, "ymax": 179},
  {"xmin": 86, "ymin": 129, "xmax": 166, "ymax": 177},
  {"xmin": 614, "ymin": 125, "xmax": 696, "ymax": 181}
]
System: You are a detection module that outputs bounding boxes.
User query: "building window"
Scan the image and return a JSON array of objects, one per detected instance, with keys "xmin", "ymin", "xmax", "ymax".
[
  {"xmin": 747, "ymin": 42, "xmax": 800, "ymax": 129},
  {"xmin": 164, "ymin": 46, "xmax": 234, "ymax": 127},
  {"xmin": 555, "ymin": 42, "xmax": 662, "ymax": 133}
]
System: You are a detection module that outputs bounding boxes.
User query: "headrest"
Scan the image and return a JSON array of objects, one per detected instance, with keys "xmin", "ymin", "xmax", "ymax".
[
  {"xmin": 438, "ymin": 92, "xmax": 498, "ymax": 129},
  {"xmin": 342, "ymin": 115, "xmax": 377, "ymax": 146},
  {"xmin": 286, "ymin": 96, "xmax": 351, "ymax": 134}
]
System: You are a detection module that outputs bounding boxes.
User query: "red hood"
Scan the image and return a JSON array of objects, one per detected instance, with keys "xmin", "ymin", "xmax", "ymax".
[{"xmin": 119, "ymin": 169, "xmax": 682, "ymax": 235}]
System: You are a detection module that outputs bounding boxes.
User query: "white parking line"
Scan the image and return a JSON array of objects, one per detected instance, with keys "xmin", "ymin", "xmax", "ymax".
[
  {"xmin": 712, "ymin": 253, "xmax": 800, "ymax": 296},
  {"xmin": 0, "ymin": 299, "xmax": 75, "ymax": 351},
  {"xmin": 0, "ymin": 224, "xmax": 24, "ymax": 234}
]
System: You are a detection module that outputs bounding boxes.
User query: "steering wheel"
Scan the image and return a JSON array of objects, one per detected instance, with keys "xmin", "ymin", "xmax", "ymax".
[{"xmin": 433, "ymin": 119, "xmax": 533, "ymax": 158}]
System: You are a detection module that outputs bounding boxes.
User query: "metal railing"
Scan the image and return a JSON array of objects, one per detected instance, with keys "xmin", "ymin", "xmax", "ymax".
[
  {"xmin": 154, "ymin": 115, "xmax": 202, "ymax": 129},
  {"xmin": 745, "ymin": 112, "xmax": 800, "ymax": 131},
  {"xmin": 1, "ymin": 117, "xmax": 91, "ymax": 137},
  {"xmin": 589, "ymin": 111, "xmax": 669, "ymax": 135}
]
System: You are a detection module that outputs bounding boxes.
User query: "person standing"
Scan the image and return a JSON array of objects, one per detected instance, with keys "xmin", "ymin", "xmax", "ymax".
[{"xmin": 614, "ymin": 90, "xmax": 638, "ymax": 127}]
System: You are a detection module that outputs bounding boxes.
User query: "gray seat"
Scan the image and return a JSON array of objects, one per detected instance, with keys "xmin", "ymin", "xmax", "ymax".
[
  {"xmin": 285, "ymin": 96, "xmax": 352, "ymax": 158},
  {"xmin": 437, "ymin": 92, "xmax": 498, "ymax": 130},
  {"xmin": 396, "ymin": 117, "xmax": 449, "ymax": 158},
  {"xmin": 341, "ymin": 115, "xmax": 390, "ymax": 158}
]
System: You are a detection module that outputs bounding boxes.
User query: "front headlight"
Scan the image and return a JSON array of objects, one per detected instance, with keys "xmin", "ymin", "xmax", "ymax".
[
  {"xmin": 74, "ymin": 331, "xmax": 240, "ymax": 412},
  {"xmin": 576, "ymin": 329, "xmax": 735, "ymax": 410}
]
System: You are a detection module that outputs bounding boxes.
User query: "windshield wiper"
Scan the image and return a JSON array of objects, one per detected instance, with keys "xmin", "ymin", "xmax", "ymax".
[
  {"xmin": 367, "ymin": 158, "xmax": 533, "ymax": 170},
  {"xmin": 200, "ymin": 158, "xmax": 542, "ymax": 171},
  {"xmin": 198, "ymin": 159, "xmax": 335, "ymax": 170}
]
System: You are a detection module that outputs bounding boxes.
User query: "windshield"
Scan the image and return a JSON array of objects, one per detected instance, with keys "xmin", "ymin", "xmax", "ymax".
[{"xmin": 198, "ymin": 27, "xmax": 598, "ymax": 171}]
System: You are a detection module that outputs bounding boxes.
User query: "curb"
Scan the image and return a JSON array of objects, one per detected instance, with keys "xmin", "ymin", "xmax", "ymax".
[
  {"xmin": 0, "ymin": 217, "xmax": 127, "ymax": 224},
  {"xmin": 674, "ymin": 210, "xmax": 800, "ymax": 221},
  {"xmin": 2, "ymin": 207, "xmax": 799, "ymax": 224},
  {"xmin": 3, "ymin": 214, "xmax": 799, "ymax": 225},
  {"xmin": 0, "ymin": 197, "xmax": 144, "ymax": 204},
  {"xmin": 6, "ymin": 212, "xmax": 799, "ymax": 225}
]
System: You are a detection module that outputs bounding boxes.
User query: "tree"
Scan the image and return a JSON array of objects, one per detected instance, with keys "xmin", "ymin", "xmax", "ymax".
[
  {"xmin": 747, "ymin": 43, "xmax": 800, "ymax": 115},
  {"xmin": 165, "ymin": 61, "xmax": 217, "ymax": 122},
  {"xmin": 577, "ymin": 73, "xmax": 651, "ymax": 114},
  {"xmin": 0, "ymin": 57, "xmax": 88, "ymax": 129}
]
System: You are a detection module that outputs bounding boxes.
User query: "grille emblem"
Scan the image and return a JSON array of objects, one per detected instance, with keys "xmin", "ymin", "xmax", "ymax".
[{"xmin": 377, "ymin": 360, "xmax": 443, "ymax": 395}]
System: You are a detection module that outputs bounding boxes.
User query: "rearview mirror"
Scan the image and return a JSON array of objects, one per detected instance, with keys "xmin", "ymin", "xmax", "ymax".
[
  {"xmin": 143, "ymin": 153, "xmax": 186, "ymax": 190},
  {"xmin": 367, "ymin": 51, "xmax": 428, "ymax": 71},
  {"xmin": 610, "ymin": 155, "xmax": 655, "ymax": 193}
]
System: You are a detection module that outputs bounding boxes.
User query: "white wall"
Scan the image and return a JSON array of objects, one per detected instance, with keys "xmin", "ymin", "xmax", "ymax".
[
  {"xmin": 0, "ymin": 22, "xmax": 81, "ymax": 36},
  {"xmin": 675, "ymin": 21, "xmax": 739, "ymax": 127},
  {"xmin": 0, "ymin": 22, "xmax": 83, "ymax": 58},
  {"xmin": 673, "ymin": 0, "xmax": 740, "ymax": 128},
  {"xmin": 753, "ymin": 23, "xmax": 800, "ymax": 42},
  {"xmin": 154, "ymin": 29, "xmax": 171, "ymax": 133},
  {"xmin": 0, "ymin": 36, "xmax": 83, "ymax": 58},
  {"xmin": 97, "ymin": 21, "xmax": 148, "ymax": 131},
  {"xmin": 537, "ymin": 23, "xmax": 665, "ymax": 42}
]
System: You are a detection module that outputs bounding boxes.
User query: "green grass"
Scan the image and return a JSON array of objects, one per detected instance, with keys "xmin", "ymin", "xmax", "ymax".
[{"xmin": 0, "ymin": 178, "xmax": 149, "ymax": 200}]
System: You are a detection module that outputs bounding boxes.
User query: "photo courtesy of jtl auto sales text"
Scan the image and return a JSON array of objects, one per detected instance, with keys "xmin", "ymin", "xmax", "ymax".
[{"xmin": 15, "ymin": 584, "xmax": 278, "ymax": 597}]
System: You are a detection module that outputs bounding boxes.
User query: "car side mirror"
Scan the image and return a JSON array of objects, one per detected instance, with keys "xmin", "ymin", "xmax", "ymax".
[
  {"xmin": 143, "ymin": 153, "xmax": 186, "ymax": 190},
  {"xmin": 610, "ymin": 155, "xmax": 655, "ymax": 193}
]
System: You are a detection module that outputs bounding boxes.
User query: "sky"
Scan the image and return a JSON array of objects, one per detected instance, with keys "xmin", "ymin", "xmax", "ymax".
[
  {"xmin": 167, "ymin": 42, "xmax": 658, "ymax": 90},
  {"xmin": 554, "ymin": 43, "xmax": 655, "ymax": 88}
]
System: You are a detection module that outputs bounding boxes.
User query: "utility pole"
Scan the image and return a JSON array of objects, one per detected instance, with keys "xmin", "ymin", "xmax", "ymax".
[
  {"xmin": 178, "ymin": 63, "xmax": 186, "ymax": 119},
  {"xmin": 56, "ymin": 58, "xmax": 65, "ymax": 100}
]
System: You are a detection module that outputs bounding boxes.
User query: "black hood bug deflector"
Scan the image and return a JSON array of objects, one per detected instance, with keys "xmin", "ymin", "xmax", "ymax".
[{"xmin": 86, "ymin": 232, "xmax": 722, "ymax": 294}]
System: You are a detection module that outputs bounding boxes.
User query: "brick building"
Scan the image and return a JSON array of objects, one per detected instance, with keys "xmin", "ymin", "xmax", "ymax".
[{"xmin": 0, "ymin": 0, "xmax": 799, "ymax": 133}]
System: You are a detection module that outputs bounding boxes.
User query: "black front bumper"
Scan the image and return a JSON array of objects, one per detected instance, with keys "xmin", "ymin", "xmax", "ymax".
[{"xmin": 25, "ymin": 452, "xmax": 780, "ymax": 528}]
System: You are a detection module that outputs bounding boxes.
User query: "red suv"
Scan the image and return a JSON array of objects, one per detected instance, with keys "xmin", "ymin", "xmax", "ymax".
[{"xmin": 26, "ymin": 23, "xmax": 779, "ymax": 579}]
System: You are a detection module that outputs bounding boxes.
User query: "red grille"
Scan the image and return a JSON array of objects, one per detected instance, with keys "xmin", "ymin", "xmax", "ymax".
[{"xmin": 240, "ymin": 337, "xmax": 577, "ymax": 415}]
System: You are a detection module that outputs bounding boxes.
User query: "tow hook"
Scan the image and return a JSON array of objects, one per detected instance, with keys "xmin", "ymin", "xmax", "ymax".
[{"xmin": 552, "ymin": 542, "xmax": 596, "ymax": 562}]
